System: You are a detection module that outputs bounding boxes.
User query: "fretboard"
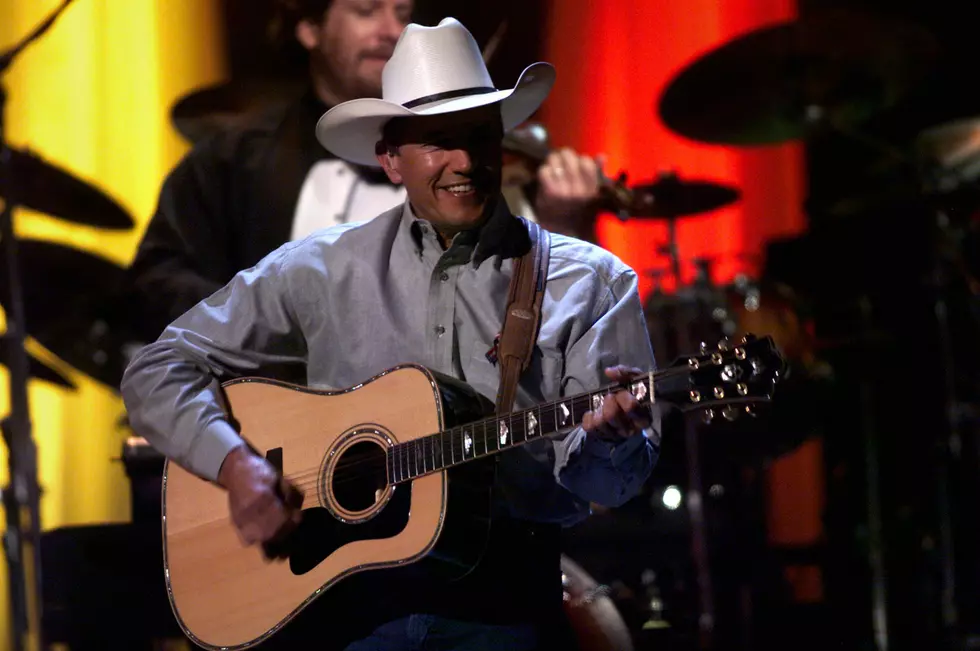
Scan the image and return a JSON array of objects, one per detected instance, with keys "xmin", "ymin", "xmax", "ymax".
[{"xmin": 386, "ymin": 372, "xmax": 655, "ymax": 484}]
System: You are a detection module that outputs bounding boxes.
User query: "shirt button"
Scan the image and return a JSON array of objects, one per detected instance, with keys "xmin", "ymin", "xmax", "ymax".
[
  {"xmin": 440, "ymin": 272, "xmax": 449, "ymax": 282},
  {"xmin": 434, "ymin": 325, "xmax": 446, "ymax": 336}
]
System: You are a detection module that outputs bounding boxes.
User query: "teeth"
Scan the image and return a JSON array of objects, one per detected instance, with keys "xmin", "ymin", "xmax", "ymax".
[{"xmin": 444, "ymin": 184, "xmax": 473, "ymax": 193}]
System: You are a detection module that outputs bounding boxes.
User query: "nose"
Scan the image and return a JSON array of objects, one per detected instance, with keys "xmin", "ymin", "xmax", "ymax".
[
  {"xmin": 378, "ymin": 9, "xmax": 405, "ymax": 43},
  {"xmin": 446, "ymin": 147, "xmax": 474, "ymax": 174}
]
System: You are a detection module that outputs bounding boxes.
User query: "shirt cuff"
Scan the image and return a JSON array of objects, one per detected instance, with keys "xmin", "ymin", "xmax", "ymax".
[
  {"xmin": 187, "ymin": 420, "xmax": 245, "ymax": 482},
  {"xmin": 580, "ymin": 428, "xmax": 651, "ymax": 466}
]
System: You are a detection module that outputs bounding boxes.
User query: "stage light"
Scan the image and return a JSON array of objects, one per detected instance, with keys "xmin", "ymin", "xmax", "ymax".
[{"xmin": 662, "ymin": 485, "xmax": 682, "ymax": 510}]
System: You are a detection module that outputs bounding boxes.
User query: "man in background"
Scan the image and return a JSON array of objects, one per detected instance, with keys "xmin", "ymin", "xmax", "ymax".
[{"xmin": 126, "ymin": 0, "xmax": 605, "ymax": 345}]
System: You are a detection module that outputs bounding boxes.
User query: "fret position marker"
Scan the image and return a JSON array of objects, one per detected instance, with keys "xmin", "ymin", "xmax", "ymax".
[
  {"xmin": 463, "ymin": 431, "xmax": 473, "ymax": 455},
  {"xmin": 499, "ymin": 421, "xmax": 509, "ymax": 445},
  {"xmin": 592, "ymin": 394, "xmax": 604, "ymax": 414},
  {"xmin": 631, "ymin": 379, "xmax": 648, "ymax": 401},
  {"xmin": 559, "ymin": 403, "xmax": 570, "ymax": 425},
  {"xmin": 527, "ymin": 412, "xmax": 538, "ymax": 437}
]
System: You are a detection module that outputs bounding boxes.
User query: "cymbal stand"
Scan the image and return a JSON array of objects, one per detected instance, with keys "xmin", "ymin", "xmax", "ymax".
[
  {"xmin": 650, "ymin": 180, "xmax": 717, "ymax": 648},
  {"xmin": 0, "ymin": 3, "xmax": 75, "ymax": 650},
  {"xmin": 818, "ymin": 106, "xmax": 972, "ymax": 650}
]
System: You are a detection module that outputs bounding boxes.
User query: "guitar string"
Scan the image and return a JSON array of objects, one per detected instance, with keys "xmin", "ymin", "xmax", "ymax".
[
  {"xmin": 283, "ymin": 389, "xmax": 762, "ymax": 495},
  {"xmin": 272, "ymin": 361, "xmax": 747, "ymax": 488},
  {"xmin": 277, "ymin": 392, "xmax": 604, "ymax": 487}
]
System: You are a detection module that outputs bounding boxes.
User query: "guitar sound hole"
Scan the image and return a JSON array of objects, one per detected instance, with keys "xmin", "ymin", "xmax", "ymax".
[{"xmin": 331, "ymin": 440, "xmax": 388, "ymax": 512}]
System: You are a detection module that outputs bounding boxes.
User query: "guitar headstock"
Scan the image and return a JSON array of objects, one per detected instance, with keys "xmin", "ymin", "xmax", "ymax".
[{"xmin": 661, "ymin": 334, "xmax": 787, "ymax": 423}]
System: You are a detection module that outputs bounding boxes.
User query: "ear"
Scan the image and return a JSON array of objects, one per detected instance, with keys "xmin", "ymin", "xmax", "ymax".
[
  {"xmin": 295, "ymin": 19, "xmax": 320, "ymax": 51},
  {"xmin": 376, "ymin": 147, "xmax": 403, "ymax": 184}
]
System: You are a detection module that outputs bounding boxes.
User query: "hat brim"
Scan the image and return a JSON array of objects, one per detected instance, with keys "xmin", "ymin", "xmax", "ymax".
[{"xmin": 315, "ymin": 62, "xmax": 556, "ymax": 167}]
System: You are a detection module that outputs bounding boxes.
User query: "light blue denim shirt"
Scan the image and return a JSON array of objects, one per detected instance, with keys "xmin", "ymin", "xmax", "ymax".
[{"xmin": 121, "ymin": 198, "xmax": 660, "ymax": 525}]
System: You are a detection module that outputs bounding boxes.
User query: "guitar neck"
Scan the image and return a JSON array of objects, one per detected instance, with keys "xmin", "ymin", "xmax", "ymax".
[
  {"xmin": 386, "ymin": 334, "xmax": 783, "ymax": 484},
  {"xmin": 387, "ymin": 372, "xmax": 657, "ymax": 484}
]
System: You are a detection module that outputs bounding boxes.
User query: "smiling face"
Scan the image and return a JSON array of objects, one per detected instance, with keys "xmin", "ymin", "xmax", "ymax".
[{"xmin": 376, "ymin": 104, "xmax": 504, "ymax": 239}]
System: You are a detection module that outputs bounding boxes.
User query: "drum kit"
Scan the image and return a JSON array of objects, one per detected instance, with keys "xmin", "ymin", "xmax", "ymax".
[{"xmin": 3, "ymin": 4, "xmax": 980, "ymax": 651}]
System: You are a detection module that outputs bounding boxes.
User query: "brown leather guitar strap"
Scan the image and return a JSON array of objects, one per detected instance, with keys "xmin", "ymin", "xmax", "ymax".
[{"xmin": 494, "ymin": 218, "xmax": 551, "ymax": 414}]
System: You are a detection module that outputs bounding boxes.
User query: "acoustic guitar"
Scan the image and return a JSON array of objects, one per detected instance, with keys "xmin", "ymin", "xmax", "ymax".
[{"xmin": 160, "ymin": 334, "xmax": 784, "ymax": 649}]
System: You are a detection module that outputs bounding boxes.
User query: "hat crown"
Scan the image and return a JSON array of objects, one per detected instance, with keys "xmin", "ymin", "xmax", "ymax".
[{"xmin": 382, "ymin": 18, "xmax": 495, "ymax": 107}]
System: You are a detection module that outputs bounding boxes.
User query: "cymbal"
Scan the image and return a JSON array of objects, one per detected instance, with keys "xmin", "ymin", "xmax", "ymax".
[
  {"xmin": 658, "ymin": 9, "xmax": 940, "ymax": 145},
  {"xmin": 0, "ymin": 240, "xmax": 130, "ymax": 389},
  {"xmin": 0, "ymin": 335, "xmax": 75, "ymax": 389},
  {"xmin": 626, "ymin": 173, "xmax": 740, "ymax": 218},
  {"xmin": 1, "ymin": 148, "xmax": 134, "ymax": 230},
  {"xmin": 171, "ymin": 78, "xmax": 305, "ymax": 144}
]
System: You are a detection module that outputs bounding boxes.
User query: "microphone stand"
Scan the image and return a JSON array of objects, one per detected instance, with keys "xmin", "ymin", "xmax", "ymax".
[{"xmin": 0, "ymin": 2, "xmax": 75, "ymax": 650}]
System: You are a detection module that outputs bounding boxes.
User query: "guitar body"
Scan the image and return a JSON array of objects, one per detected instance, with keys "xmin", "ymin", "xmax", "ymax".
[{"xmin": 162, "ymin": 364, "xmax": 494, "ymax": 650}]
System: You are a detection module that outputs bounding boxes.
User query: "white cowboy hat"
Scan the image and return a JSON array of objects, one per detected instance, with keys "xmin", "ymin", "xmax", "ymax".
[{"xmin": 315, "ymin": 17, "xmax": 555, "ymax": 167}]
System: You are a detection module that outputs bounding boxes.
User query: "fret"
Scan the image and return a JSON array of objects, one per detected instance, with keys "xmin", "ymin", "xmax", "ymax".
[
  {"xmin": 408, "ymin": 441, "xmax": 419, "ymax": 477},
  {"xmin": 481, "ymin": 419, "xmax": 489, "ymax": 457},
  {"xmin": 483, "ymin": 418, "xmax": 495, "ymax": 453},
  {"xmin": 450, "ymin": 428, "xmax": 456, "ymax": 466},
  {"xmin": 396, "ymin": 444, "xmax": 403, "ymax": 482},
  {"xmin": 424, "ymin": 435, "xmax": 432, "ymax": 473}
]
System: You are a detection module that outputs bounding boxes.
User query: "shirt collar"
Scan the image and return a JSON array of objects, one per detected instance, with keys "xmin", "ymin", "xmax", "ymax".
[{"xmin": 402, "ymin": 195, "xmax": 531, "ymax": 267}]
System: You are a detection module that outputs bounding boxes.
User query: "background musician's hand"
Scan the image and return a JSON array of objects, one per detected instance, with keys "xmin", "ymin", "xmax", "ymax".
[
  {"xmin": 217, "ymin": 445, "xmax": 303, "ymax": 558},
  {"xmin": 534, "ymin": 147, "xmax": 602, "ymax": 241},
  {"xmin": 581, "ymin": 366, "xmax": 652, "ymax": 440}
]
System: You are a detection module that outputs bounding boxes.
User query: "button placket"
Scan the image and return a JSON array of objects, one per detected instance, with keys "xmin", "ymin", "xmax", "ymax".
[{"xmin": 427, "ymin": 258, "xmax": 458, "ymax": 372}]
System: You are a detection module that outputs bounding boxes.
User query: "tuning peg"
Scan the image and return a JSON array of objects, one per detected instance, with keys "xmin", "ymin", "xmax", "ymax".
[
  {"xmin": 717, "ymin": 337, "xmax": 731, "ymax": 352},
  {"xmin": 744, "ymin": 405, "xmax": 757, "ymax": 417},
  {"xmin": 699, "ymin": 341, "xmax": 708, "ymax": 354},
  {"xmin": 740, "ymin": 333, "xmax": 757, "ymax": 344},
  {"xmin": 702, "ymin": 408, "xmax": 715, "ymax": 424},
  {"xmin": 722, "ymin": 405, "xmax": 739, "ymax": 421}
]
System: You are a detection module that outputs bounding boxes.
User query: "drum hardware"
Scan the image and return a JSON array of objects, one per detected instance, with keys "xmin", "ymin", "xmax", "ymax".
[
  {"xmin": 0, "ymin": 148, "xmax": 134, "ymax": 230},
  {"xmin": 1, "ymin": 3, "xmax": 78, "ymax": 650},
  {"xmin": 640, "ymin": 568, "xmax": 670, "ymax": 632},
  {"xmin": 0, "ymin": 335, "xmax": 74, "ymax": 389},
  {"xmin": 0, "ymin": 239, "xmax": 132, "ymax": 390}
]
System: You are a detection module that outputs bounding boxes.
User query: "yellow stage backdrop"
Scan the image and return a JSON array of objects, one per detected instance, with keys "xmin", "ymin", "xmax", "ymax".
[{"xmin": 0, "ymin": 0, "xmax": 225, "ymax": 646}]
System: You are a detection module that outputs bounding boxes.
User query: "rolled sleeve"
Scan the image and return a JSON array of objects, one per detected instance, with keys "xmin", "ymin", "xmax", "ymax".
[
  {"xmin": 121, "ymin": 246, "xmax": 309, "ymax": 483},
  {"xmin": 550, "ymin": 266, "xmax": 660, "ymax": 507}
]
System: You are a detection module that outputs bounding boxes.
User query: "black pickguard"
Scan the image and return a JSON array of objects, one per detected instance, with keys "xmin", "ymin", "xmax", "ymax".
[{"xmin": 288, "ymin": 485, "xmax": 412, "ymax": 575}]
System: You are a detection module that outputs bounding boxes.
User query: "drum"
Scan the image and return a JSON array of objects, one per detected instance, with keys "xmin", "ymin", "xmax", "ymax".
[
  {"xmin": 561, "ymin": 554, "xmax": 635, "ymax": 651},
  {"xmin": 644, "ymin": 273, "xmax": 816, "ymax": 371}
]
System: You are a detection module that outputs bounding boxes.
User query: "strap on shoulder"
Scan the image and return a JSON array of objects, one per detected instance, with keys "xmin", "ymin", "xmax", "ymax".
[{"xmin": 494, "ymin": 218, "xmax": 551, "ymax": 414}]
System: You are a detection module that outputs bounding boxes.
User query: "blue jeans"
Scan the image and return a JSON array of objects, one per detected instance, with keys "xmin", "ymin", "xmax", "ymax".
[{"xmin": 341, "ymin": 614, "xmax": 541, "ymax": 651}]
